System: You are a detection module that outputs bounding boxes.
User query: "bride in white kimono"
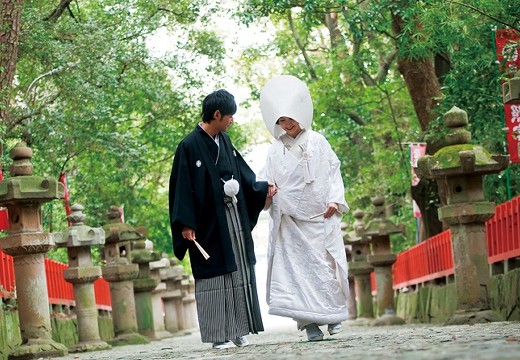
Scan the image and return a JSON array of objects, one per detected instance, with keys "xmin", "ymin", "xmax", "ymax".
[{"xmin": 258, "ymin": 75, "xmax": 350, "ymax": 341}]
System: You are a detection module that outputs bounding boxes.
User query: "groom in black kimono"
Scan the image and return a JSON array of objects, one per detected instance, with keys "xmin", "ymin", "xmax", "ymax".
[{"xmin": 169, "ymin": 89, "xmax": 276, "ymax": 349}]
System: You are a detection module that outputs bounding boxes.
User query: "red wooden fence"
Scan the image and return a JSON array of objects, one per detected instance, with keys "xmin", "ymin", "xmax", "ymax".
[
  {"xmin": 94, "ymin": 277, "xmax": 112, "ymax": 311},
  {"xmin": 45, "ymin": 259, "xmax": 75, "ymax": 306},
  {"xmin": 0, "ymin": 195, "xmax": 518, "ymax": 307},
  {"xmin": 0, "ymin": 254, "xmax": 112, "ymax": 311},
  {"xmin": 393, "ymin": 230, "xmax": 453, "ymax": 289},
  {"xmin": 391, "ymin": 195, "xmax": 519, "ymax": 290},
  {"xmin": 486, "ymin": 196, "xmax": 520, "ymax": 264},
  {"xmin": 0, "ymin": 250, "xmax": 14, "ymax": 298}
]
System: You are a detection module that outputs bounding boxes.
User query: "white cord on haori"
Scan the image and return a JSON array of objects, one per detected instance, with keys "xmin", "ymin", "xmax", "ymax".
[{"xmin": 222, "ymin": 176, "xmax": 240, "ymax": 203}]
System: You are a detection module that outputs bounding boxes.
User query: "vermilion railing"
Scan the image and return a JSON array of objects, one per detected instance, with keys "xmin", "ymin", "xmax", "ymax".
[
  {"xmin": 45, "ymin": 259, "xmax": 75, "ymax": 306},
  {"xmin": 0, "ymin": 250, "xmax": 14, "ymax": 298},
  {"xmin": 94, "ymin": 278, "xmax": 112, "ymax": 311},
  {"xmin": 0, "ymin": 252, "xmax": 112, "ymax": 311},
  {"xmin": 393, "ymin": 230, "xmax": 453, "ymax": 289},
  {"xmin": 486, "ymin": 196, "xmax": 520, "ymax": 264},
  {"xmin": 0, "ymin": 196, "xmax": 518, "ymax": 306},
  {"xmin": 390, "ymin": 195, "xmax": 519, "ymax": 290}
]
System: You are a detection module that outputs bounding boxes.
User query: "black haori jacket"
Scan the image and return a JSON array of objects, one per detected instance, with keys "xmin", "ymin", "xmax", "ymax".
[{"xmin": 169, "ymin": 125, "xmax": 268, "ymax": 279}]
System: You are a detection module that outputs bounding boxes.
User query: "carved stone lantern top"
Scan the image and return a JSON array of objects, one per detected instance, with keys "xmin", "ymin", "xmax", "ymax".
[
  {"xmin": 150, "ymin": 256, "xmax": 170, "ymax": 271},
  {"xmin": 363, "ymin": 197, "xmax": 403, "ymax": 257},
  {"xmin": 343, "ymin": 209, "xmax": 375, "ymax": 265},
  {"xmin": 101, "ymin": 205, "xmax": 143, "ymax": 266},
  {"xmin": 364, "ymin": 197, "xmax": 403, "ymax": 238},
  {"xmin": 343, "ymin": 209, "xmax": 371, "ymax": 245},
  {"xmin": 0, "ymin": 142, "xmax": 64, "ymax": 205},
  {"xmin": 103, "ymin": 206, "xmax": 144, "ymax": 244},
  {"xmin": 416, "ymin": 107, "xmax": 509, "ymax": 180},
  {"xmin": 131, "ymin": 227, "xmax": 161, "ymax": 265},
  {"xmin": 54, "ymin": 204, "xmax": 105, "ymax": 247}
]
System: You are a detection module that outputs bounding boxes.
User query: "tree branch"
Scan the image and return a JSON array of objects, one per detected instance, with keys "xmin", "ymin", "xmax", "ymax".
[
  {"xmin": 8, "ymin": 92, "xmax": 60, "ymax": 133},
  {"xmin": 25, "ymin": 62, "xmax": 78, "ymax": 105},
  {"xmin": 450, "ymin": 1, "xmax": 520, "ymax": 32},
  {"xmin": 44, "ymin": 0, "xmax": 74, "ymax": 22},
  {"xmin": 288, "ymin": 11, "xmax": 317, "ymax": 81},
  {"xmin": 157, "ymin": 7, "xmax": 184, "ymax": 17},
  {"xmin": 347, "ymin": 111, "xmax": 366, "ymax": 126},
  {"xmin": 374, "ymin": 48, "xmax": 398, "ymax": 84}
]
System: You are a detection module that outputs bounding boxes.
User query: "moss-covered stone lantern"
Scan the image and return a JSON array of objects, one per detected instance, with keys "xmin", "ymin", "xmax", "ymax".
[
  {"xmin": 343, "ymin": 209, "xmax": 374, "ymax": 324},
  {"xmin": 54, "ymin": 203, "xmax": 110, "ymax": 352},
  {"xmin": 365, "ymin": 196, "xmax": 405, "ymax": 326},
  {"xmin": 0, "ymin": 142, "xmax": 68, "ymax": 359},
  {"xmin": 416, "ymin": 106, "xmax": 509, "ymax": 325},
  {"xmin": 101, "ymin": 206, "xmax": 148, "ymax": 346},
  {"xmin": 131, "ymin": 227, "xmax": 161, "ymax": 340}
]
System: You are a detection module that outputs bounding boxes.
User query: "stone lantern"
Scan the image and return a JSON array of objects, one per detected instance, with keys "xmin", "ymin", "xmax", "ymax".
[
  {"xmin": 160, "ymin": 260, "xmax": 186, "ymax": 335},
  {"xmin": 365, "ymin": 196, "xmax": 405, "ymax": 326},
  {"xmin": 416, "ymin": 106, "xmax": 509, "ymax": 324},
  {"xmin": 181, "ymin": 274, "xmax": 198, "ymax": 332},
  {"xmin": 0, "ymin": 142, "xmax": 68, "ymax": 359},
  {"xmin": 343, "ymin": 209, "xmax": 374, "ymax": 324},
  {"xmin": 131, "ymin": 227, "xmax": 161, "ymax": 339},
  {"xmin": 101, "ymin": 206, "xmax": 148, "ymax": 346},
  {"xmin": 149, "ymin": 255, "xmax": 173, "ymax": 339},
  {"xmin": 341, "ymin": 222, "xmax": 357, "ymax": 321},
  {"xmin": 54, "ymin": 203, "xmax": 110, "ymax": 352}
]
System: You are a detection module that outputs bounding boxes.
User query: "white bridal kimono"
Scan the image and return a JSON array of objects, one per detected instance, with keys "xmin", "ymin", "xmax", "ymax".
[{"xmin": 259, "ymin": 129, "xmax": 350, "ymax": 327}]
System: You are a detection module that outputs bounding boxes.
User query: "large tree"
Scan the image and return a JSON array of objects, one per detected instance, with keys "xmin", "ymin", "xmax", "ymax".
[
  {"xmin": 236, "ymin": 0, "xmax": 520, "ymax": 244},
  {"xmin": 5, "ymin": 0, "xmax": 235, "ymax": 258},
  {"xmin": 0, "ymin": 0, "xmax": 23, "ymax": 146}
]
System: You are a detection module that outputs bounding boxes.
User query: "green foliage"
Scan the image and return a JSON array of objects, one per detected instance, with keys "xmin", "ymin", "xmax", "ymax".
[
  {"xmin": 236, "ymin": 0, "xmax": 519, "ymax": 251},
  {"xmin": 3, "ymin": 0, "xmax": 234, "ymax": 261},
  {"xmin": 237, "ymin": 0, "xmax": 421, "ymax": 249},
  {"xmin": 3, "ymin": 0, "xmax": 520, "ymax": 267},
  {"xmin": 427, "ymin": 0, "xmax": 520, "ymax": 203}
]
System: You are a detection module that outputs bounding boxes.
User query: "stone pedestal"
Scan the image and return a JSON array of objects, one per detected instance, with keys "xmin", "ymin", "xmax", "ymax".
[
  {"xmin": 54, "ymin": 204, "xmax": 110, "ymax": 353},
  {"xmin": 343, "ymin": 243, "xmax": 357, "ymax": 321},
  {"xmin": 131, "ymin": 229, "xmax": 161, "ymax": 340},
  {"xmin": 149, "ymin": 256, "xmax": 173, "ymax": 339},
  {"xmin": 365, "ymin": 197, "xmax": 405, "ymax": 326},
  {"xmin": 161, "ymin": 263, "xmax": 186, "ymax": 335},
  {"xmin": 181, "ymin": 274, "xmax": 198, "ymax": 332},
  {"xmin": 102, "ymin": 206, "xmax": 148, "ymax": 346},
  {"xmin": 417, "ymin": 107, "xmax": 509, "ymax": 325},
  {"xmin": 0, "ymin": 142, "xmax": 68, "ymax": 359},
  {"xmin": 344, "ymin": 210, "xmax": 375, "ymax": 324}
]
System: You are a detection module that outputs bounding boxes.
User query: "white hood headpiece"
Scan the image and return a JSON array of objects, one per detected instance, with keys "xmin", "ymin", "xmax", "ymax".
[{"xmin": 260, "ymin": 75, "xmax": 313, "ymax": 139}]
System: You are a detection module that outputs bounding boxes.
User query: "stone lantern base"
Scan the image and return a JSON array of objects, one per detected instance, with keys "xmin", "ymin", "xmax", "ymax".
[
  {"xmin": 445, "ymin": 309, "xmax": 504, "ymax": 326},
  {"xmin": 345, "ymin": 317, "xmax": 374, "ymax": 327},
  {"xmin": 108, "ymin": 332, "xmax": 149, "ymax": 347},
  {"xmin": 70, "ymin": 339, "xmax": 111, "ymax": 353},
  {"xmin": 8, "ymin": 340, "xmax": 68, "ymax": 360},
  {"xmin": 371, "ymin": 309, "xmax": 406, "ymax": 326}
]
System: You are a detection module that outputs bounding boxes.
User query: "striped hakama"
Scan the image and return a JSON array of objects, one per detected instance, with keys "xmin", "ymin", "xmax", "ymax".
[{"xmin": 195, "ymin": 196, "xmax": 264, "ymax": 343}]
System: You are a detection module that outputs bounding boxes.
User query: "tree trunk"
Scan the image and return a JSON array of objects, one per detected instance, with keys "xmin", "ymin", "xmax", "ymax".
[
  {"xmin": 392, "ymin": 12, "xmax": 444, "ymax": 240},
  {"xmin": 0, "ymin": 0, "xmax": 23, "ymax": 130}
]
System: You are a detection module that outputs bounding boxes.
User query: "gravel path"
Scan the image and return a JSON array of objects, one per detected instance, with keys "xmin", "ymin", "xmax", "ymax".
[{"xmin": 53, "ymin": 320, "xmax": 520, "ymax": 360}]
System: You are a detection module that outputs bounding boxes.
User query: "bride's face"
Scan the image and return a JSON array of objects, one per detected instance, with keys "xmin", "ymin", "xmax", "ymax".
[{"xmin": 278, "ymin": 117, "xmax": 302, "ymax": 138}]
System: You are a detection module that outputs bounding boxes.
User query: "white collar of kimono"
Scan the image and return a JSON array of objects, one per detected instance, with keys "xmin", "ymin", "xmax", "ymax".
[
  {"xmin": 280, "ymin": 128, "xmax": 306, "ymax": 147},
  {"xmin": 198, "ymin": 123, "xmax": 220, "ymax": 146},
  {"xmin": 260, "ymin": 75, "xmax": 313, "ymax": 139}
]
